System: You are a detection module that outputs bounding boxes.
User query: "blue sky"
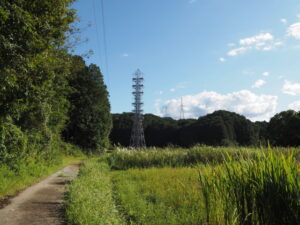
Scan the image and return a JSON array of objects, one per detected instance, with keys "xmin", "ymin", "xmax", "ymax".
[{"xmin": 72, "ymin": 0, "xmax": 300, "ymax": 121}]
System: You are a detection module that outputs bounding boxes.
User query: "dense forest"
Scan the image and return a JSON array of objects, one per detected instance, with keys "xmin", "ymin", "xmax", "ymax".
[
  {"xmin": 0, "ymin": 0, "xmax": 111, "ymax": 170},
  {"xmin": 110, "ymin": 110, "xmax": 300, "ymax": 147}
]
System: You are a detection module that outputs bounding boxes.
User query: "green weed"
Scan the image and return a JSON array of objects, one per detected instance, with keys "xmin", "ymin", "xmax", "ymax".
[{"xmin": 65, "ymin": 159, "xmax": 124, "ymax": 225}]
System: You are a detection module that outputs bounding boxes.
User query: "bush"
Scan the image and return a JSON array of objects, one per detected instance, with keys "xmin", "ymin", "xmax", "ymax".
[{"xmin": 0, "ymin": 122, "xmax": 27, "ymax": 166}]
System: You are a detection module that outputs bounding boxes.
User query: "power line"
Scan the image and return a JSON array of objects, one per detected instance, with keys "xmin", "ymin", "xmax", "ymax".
[
  {"xmin": 92, "ymin": 0, "xmax": 103, "ymax": 66},
  {"xmin": 100, "ymin": 0, "xmax": 110, "ymax": 86}
]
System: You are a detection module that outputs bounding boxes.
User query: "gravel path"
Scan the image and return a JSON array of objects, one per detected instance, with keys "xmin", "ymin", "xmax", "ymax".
[{"xmin": 0, "ymin": 164, "xmax": 80, "ymax": 225}]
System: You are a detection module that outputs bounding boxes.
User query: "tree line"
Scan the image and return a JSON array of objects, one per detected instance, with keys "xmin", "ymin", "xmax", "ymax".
[
  {"xmin": 0, "ymin": 0, "xmax": 111, "ymax": 169},
  {"xmin": 110, "ymin": 110, "xmax": 300, "ymax": 147}
]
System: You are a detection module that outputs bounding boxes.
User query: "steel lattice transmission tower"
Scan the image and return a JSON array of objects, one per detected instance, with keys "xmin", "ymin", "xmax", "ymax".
[
  {"xmin": 180, "ymin": 97, "xmax": 185, "ymax": 120},
  {"xmin": 130, "ymin": 69, "xmax": 146, "ymax": 148}
]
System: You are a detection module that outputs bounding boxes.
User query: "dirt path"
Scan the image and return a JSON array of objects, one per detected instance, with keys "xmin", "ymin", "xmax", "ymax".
[{"xmin": 0, "ymin": 164, "xmax": 80, "ymax": 225}]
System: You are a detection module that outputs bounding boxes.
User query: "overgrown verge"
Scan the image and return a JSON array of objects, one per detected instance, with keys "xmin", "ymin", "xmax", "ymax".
[
  {"xmin": 65, "ymin": 159, "xmax": 124, "ymax": 225},
  {"xmin": 108, "ymin": 146, "xmax": 299, "ymax": 169},
  {"xmin": 0, "ymin": 140, "xmax": 83, "ymax": 200}
]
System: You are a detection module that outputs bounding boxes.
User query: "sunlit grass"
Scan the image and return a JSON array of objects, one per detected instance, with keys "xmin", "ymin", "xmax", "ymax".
[
  {"xmin": 108, "ymin": 145, "xmax": 300, "ymax": 170},
  {"xmin": 110, "ymin": 148, "xmax": 300, "ymax": 225},
  {"xmin": 0, "ymin": 156, "xmax": 81, "ymax": 200},
  {"xmin": 112, "ymin": 166, "xmax": 221, "ymax": 225},
  {"xmin": 65, "ymin": 159, "xmax": 124, "ymax": 225}
]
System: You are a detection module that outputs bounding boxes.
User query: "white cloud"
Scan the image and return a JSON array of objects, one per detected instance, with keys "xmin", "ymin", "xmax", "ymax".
[
  {"xmin": 262, "ymin": 72, "xmax": 270, "ymax": 76},
  {"xmin": 287, "ymin": 23, "xmax": 300, "ymax": 39},
  {"xmin": 281, "ymin": 18, "xmax": 288, "ymax": 24},
  {"xmin": 288, "ymin": 101, "xmax": 300, "ymax": 111},
  {"xmin": 170, "ymin": 88, "xmax": 176, "ymax": 92},
  {"xmin": 228, "ymin": 47, "xmax": 249, "ymax": 56},
  {"xmin": 228, "ymin": 43, "xmax": 236, "ymax": 47},
  {"xmin": 159, "ymin": 91, "xmax": 163, "ymax": 95},
  {"xmin": 227, "ymin": 33, "xmax": 282, "ymax": 56},
  {"xmin": 122, "ymin": 53, "xmax": 129, "ymax": 57},
  {"xmin": 219, "ymin": 57, "xmax": 226, "ymax": 62},
  {"xmin": 239, "ymin": 33, "xmax": 273, "ymax": 45},
  {"xmin": 297, "ymin": 14, "xmax": 300, "ymax": 19},
  {"xmin": 252, "ymin": 79, "xmax": 266, "ymax": 88},
  {"xmin": 282, "ymin": 80, "xmax": 300, "ymax": 95},
  {"xmin": 158, "ymin": 90, "xmax": 277, "ymax": 121}
]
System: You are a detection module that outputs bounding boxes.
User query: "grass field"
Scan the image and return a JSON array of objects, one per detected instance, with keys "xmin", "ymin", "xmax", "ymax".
[{"xmin": 66, "ymin": 146, "xmax": 300, "ymax": 225}]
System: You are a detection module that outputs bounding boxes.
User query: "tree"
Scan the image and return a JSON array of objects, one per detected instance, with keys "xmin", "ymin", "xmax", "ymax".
[
  {"xmin": 0, "ymin": 0, "xmax": 76, "ymax": 161},
  {"xmin": 268, "ymin": 110, "xmax": 300, "ymax": 146},
  {"xmin": 63, "ymin": 56, "xmax": 112, "ymax": 153},
  {"xmin": 110, "ymin": 110, "xmax": 260, "ymax": 147}
]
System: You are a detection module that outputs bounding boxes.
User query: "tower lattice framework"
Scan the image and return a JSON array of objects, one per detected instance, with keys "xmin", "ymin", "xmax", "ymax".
[{"xmin": 130, "ymin": 69, "xmax": 146, "ymax": 148}]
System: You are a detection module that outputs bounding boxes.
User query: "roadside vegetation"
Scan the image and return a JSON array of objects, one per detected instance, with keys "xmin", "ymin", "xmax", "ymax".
[
  {"xmin": 65, "ymin": 159, "xmax": 124, "ymax": 225},
  {"xmin": 0, "ymin": 143, "xmax": 83, "ymax": 199}
]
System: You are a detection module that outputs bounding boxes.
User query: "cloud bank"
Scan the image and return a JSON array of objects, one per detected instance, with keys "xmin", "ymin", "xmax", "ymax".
[
  {"xmin": 282, "ymin": 80, "xmax": 300, "ymax": 96},
  {"xmin": 158, "ymin": 90, "xmax": 277, "ymax": 121}
]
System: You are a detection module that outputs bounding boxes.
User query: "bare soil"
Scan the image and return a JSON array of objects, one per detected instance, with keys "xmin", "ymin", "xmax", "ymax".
[{"xmin": 0, "ymin": 164, "xmax": 80, "ymax": 225}]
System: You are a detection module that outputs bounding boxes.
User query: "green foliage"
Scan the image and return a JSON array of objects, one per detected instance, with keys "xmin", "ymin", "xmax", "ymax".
[
  {"xmin": 107, "ymin": 146, "xmax": 259, "ymax": 170},
  {"xmin": 0, "ymin": 0, "xmax": 75, "ymax": 124},
  {"xmin": 0, "ymin": 0, "xmax": 78, "ymax": 163},
  {"xmin": 65, "ymin": 159, "xmax": 124, "ymax": 225},
  {"xmin": 111, "ymin": 110, "xmax": 300, "ymax": 148},
  {"xmin": 268, "ymin": 110, "xmax": 300, "ymax": 146},
  {"xmin": 110, "ymin": 110, "xmax": 261, "ymax": 147},
  {"xmin": 63, "ymin": 56, "xmax": 112, "ymax": 153},
  {"xmin": 0, "ymin": 121, "xmax": 27, "ymax": 165}
]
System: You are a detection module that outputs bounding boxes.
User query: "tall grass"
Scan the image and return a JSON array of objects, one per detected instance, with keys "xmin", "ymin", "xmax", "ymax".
[
  {"xmin": 65, "ymin": 159, "xmax": 124, "ymax": 225},
  {"xmin": 108, "ymin": 146, "xmax": 261, "ymax": 169},
  {"xmin": 198, "ymin": 151, "xmax": 300, "ymax": 225},
  {"xmin": 109, "ymin": 147, "xmax": 300, "ymax": 225},
  {"xmin": 108, "ymin": 146, "xmax": 300, "ymax": 170}
]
